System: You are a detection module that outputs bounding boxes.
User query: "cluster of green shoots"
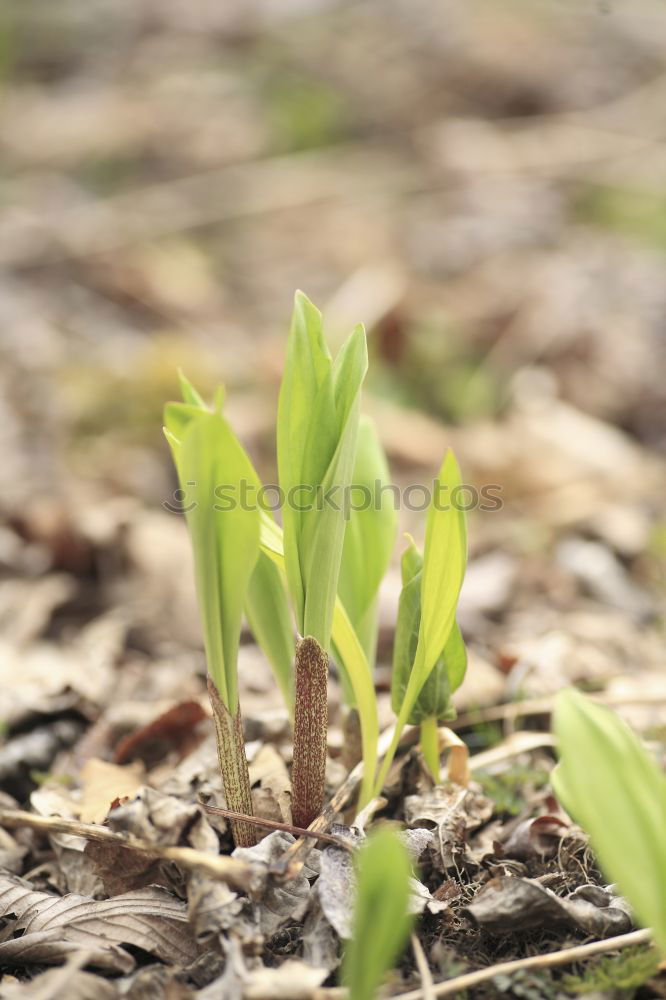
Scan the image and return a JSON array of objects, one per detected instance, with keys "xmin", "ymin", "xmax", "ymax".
[
  {"xmin": 163, "ymin": 291, "xmax": 665, "ymax": 991},
  {"xmin": 163, "ymin": 291, "xmax": 468, "ymax": 846}
]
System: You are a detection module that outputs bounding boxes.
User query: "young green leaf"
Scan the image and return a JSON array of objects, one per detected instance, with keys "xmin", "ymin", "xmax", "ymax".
[
  {"xmin": 391, "ymin": 540, "xmax": 467, "ymax": 725},
  {"xmin": 342, "ymin": 829, "xmax": 414, "ymax": 1000},
  {"xmin": 277, "ymin": 290, "xmax": 368, "ymax": 649},
  {"xmin": 337, "ymin": 416, "xmax": 396, "ymax": 669},
  {"xmin": 178, "ymin": 368, "xmax": 207, "ymax": 409},
  {"xmin": 245, "ymin": 549, "xmax": 295, "ymax": 709},
  {"xmin": 166, "ymin": 377, "xmax": 295, "ymax": 713},
  {"xmin": 416, "ymin": 449, "xmax": 467, "ymax": 688},
  {"xmin": 164, "ymin": 393, "xmax": 261, "ymax": 846},
  {"xmin": 553, "ymin": 690, "xmax": 666, "ymax": 955},
  {"xmin": 375, "ymin": 449, "xmax": 467, "ymax": 795},
  {"xmin": 172, "ymin": 410, "xmax": 261, "ymax": 712}
]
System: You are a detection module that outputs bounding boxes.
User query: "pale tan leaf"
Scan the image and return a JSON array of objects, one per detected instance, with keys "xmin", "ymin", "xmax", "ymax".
[{"xmin": 79, "ymin": 759, "xmax": 144, "ymax": 824}]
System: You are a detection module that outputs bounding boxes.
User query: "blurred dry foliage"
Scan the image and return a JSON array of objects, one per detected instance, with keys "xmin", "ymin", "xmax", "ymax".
[{"xmin": 1, "ymin": 0, "xmax": 666, "ymax": 996}]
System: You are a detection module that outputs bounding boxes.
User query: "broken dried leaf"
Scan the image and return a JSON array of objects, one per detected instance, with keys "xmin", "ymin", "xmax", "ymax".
[
  {"xmin": 501, "ymin": 814, "xmax": 569, "ymax": 861},
  {"xmin": 242, "ymin": 959, "xmax": 328, "ymax": 1000},
  {"xmin": 0, "ymin": 874, "xmax": 198, "ymax": 972},
  {"xmin": 464, "ymin": 877, "xmax": 633, "ymax": 937},
  {"xmin": 79, "ymin": 758, "xmax": 144, "ymax": 824},
  {"xmin": 113, "ymin": 699, "xmax": 207, "ymax": 765},
  {"xmin": 85, "ymin": 786, "xmax": 220, "ymax": 894},
  {"xmin": 233, "ymin": 831, "xmax": 313, "ymax": 935}
]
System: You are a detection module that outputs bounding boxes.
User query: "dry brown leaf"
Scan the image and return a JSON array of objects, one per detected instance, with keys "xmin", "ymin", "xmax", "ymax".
[
  {"xmin": 30, "ymin": 784, "xmax": 105, "ymax": 896},
  {"xmin": 0, "ymin": 953, "xmax": 118, "ymax": 999},
  {"xmin": 464, "ymin": 877, "xmax": 633, "ymax": 937},
  {"xmin": 79, "ymin": 759, "xmax": 144, "ymax": 823},
  {"xmin": 0, "ymin": 874, "xmax": 198, "ymax": 973},
  {"xmin": 317, "ymin": 827, "xmax": 444, "ymax": 940},
  {"xmin": 85, "ymin": 786, "xmax": 219, "ymax": 895},
  {"xmin": 113, "ymin": 700, "xmax": 207, "ymax": 765},
  {"xmin": 249, "ymin": 744, "xmax": 292, "ymax": 826},
  {"xmin": 233, "ymin": 832, "xmax": 313, "ymax": 936},
  {"xmin": 242, "ymin": 959, "xmax": 328, "ymax": 999},
  {"xmin": 439, "ymin": 728, "xmax": 470, "ymax": 786},
  {"xmin": 501, "ymin": 815, "xmax": 569, "ymax": 861},
  {"xmin": 404, "ymin": 783, "xmax": 493, "ymax": 872}
]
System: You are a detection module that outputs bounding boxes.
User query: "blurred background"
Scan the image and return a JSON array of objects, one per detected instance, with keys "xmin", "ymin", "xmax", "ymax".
[{"xmin": 1, "ymin": 0, "xmax": 665, "ymax": 783}]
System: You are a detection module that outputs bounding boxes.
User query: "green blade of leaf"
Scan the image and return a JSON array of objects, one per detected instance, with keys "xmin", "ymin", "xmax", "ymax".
[
  {"xmin": 300, "ymin": 327, "xmax": 367, "ymax": 645},
  {"xmin": 246, "ymin": 548, "xmax": 295, "ymax": 710},
  {"xmin": 342, "ymin": 829, "xmax": 414, "ymax": 1000},
  {"xmin": 164, "ymin": 401, "xmax": 207, "ymax": 441},
  {"xmin": 174, "ymin": 410, "xmax": 261, "ymax": 712},
  {"xmin": 277, "ymin": 292, "xmax": 368, "ymax": 649},
  {"xmin": 178, "ymin": 369, "xmax": 208, "ymax": 409},
  {"xmin": 417, "ymin": 449, "xmax": 467, "ymax": 672},
  {"xmin": 277, "ymin": 291, "xmax": 332, "ymax": 633},
  {"xmin": 375, "ymin": 450, "xmax": 467, "ymax": 795},
  {"xmin": 330, "ymin": 598, "xmax": 379, "ymax": 806},
  {"xmin": 391, "ymin": 540, "xmax": 467, "ymax": 725},
  {"xmin": 338, "ymin": 416, "xmax": 397, "ymax": 668},
  {"xmin": 553, "ymin": 689, "xmax": 666, "ymax": 955},
  {"xmin": 397, "ymin": 450, "xmax": 467, "ymax": 719}
]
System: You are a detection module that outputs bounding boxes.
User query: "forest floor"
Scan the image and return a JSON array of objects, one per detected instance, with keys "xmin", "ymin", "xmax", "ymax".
[{"xmin": 1, "ymin": 2, "xmax": 666, "ymax": 997}]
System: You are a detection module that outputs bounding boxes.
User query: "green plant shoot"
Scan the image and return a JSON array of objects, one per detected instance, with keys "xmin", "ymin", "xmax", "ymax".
[
  {"xmin": 277, "ymin": 291, "xmax": 368, "ymax": 827},
  {"xmin": 391, "ymin": 538, "xmax": 467, "ymax": 780},
  {"xmin": 163, "ymin": 385, "xmax": 260, "ymax": 847},
  {"xmin": 277, "ymin": 290, "xmax": 368, "ymax": 647},
  {"xmin": 342, "ymin": 829, "xmax": 414, "ymax": 1000},
  {"xmin": 337, "ymin": 415, "xmax": 397, "ymax": 671},
  {"xmin": 165, "ymin": 374, "xmax": 296, "ymax": 712},
  {"xmin": 553, "ymin": 689, "xmax": 666, "ymax": 955},
  {"xmin": 375, "ymin": 449, "xmax": 467, "ymax": 795}
]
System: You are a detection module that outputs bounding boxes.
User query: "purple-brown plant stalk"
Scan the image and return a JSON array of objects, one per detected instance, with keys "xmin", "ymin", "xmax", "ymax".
[
  {"xmin": 207, "ymin": 678, "xmax": 256, "ymax": 848},
  {"xmin": 291, "ymin": 636, "xmax": 329, "ymax": 829}
]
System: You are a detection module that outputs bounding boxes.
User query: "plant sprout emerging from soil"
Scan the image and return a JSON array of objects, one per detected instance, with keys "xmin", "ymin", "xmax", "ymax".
[
  {"xmin": 277, "ymin": 291, "xmax": 368, "ymax": 827},
  {"xmin": 375, "ymin": 449, "xmax": 468, "ymax": 793},
  {"xmin": 342, "ymin": 828, "xmax": 414, "ymax": 1000},
  {"xmin": 391, "ymin": 535, "xmax": 467, "ymax": 781},
  {"xmin": 163, "ymin": 378, "xmax": 261, "ymax": 847},
  {"xmin": 553, "ymin": 689, "xmax": 666, "ymax": 956},
  {"xmin": 164, "ymin": 290, "xmax": 468, "ymax": 845}
]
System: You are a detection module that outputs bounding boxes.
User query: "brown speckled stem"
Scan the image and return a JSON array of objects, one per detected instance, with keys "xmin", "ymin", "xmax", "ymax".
[
  {"xmin": 291, "ymin": 636, "xmax": 329, "ymax": 829},
  {"xmin": 207, "ymin": 677, "xmax": 256, "ymax": 848}
]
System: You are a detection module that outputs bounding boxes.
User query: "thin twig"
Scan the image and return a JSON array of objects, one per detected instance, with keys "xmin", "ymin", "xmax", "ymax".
[
  {"xmin": 392, "ymin": 929, "xmax": 653, "ymax": 1000},
  {"xmin": 201, "ymin": 802, "xmax": 353, "ymax": 850},
  {"xmin": 315, "ymin": 929, "xmax": 652, "ymax": 1000},
  {"xmin": 454, "ymin": 691, "xmax": 666, "ymax": 730},
  {"xmin": 411, "ymin": 934, "xmax": 435, "ymax": 1000},
  {"xmin": 468, "ymin": 731, "xmax": 557, "ymax": 772},
  {"xmin": 0, "ymin": 808, "xmax": 257, "ymax": 894}
]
